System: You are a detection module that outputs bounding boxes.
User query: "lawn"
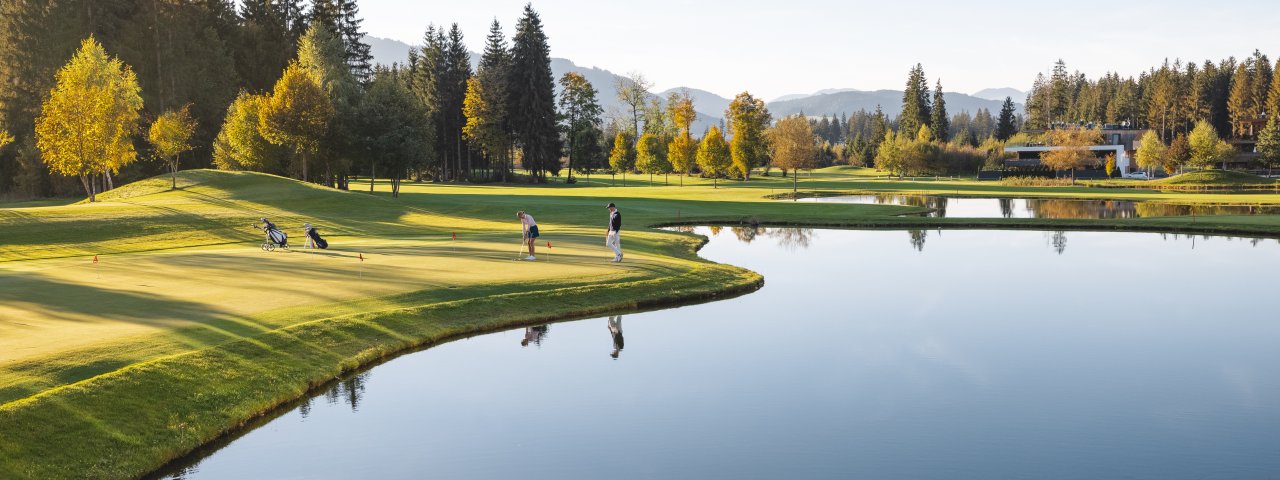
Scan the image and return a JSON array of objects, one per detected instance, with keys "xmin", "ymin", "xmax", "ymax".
[{"xmin": 4, "ymin": 168, "xmax": 1280, "ymax": 478}]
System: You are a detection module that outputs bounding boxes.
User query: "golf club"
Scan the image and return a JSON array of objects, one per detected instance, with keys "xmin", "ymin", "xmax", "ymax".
[{"xmin": 514, "ymin": 235, "xmax": 526, "ymax": 260}]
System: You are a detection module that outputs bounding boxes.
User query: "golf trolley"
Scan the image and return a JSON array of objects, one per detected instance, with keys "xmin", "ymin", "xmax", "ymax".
[{"xmin": 259, "ymin": 224, "xmax": 289, "ymax": 252}]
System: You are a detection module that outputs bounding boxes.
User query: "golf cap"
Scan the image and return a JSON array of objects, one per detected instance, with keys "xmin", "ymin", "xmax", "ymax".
[{"xmin": 606, "ymin": 203, "xmax": 616, "ymax": 209}]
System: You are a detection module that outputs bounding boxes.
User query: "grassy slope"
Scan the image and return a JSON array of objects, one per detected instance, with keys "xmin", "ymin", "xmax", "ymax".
[{"xmin": 4, "ymin": 168, "xmax": 1280, "ymax": 478}]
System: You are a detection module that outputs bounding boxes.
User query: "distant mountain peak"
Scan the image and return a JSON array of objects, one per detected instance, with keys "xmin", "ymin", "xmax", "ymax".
[{"xmin": 971, "ymin": 87, "xmax": 1027, "ymax": 102}]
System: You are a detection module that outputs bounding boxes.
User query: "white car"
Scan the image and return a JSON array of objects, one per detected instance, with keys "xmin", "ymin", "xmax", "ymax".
[{"xmin": 1122, "ymin": 171, "xmax": 1150, "ymax": 180}]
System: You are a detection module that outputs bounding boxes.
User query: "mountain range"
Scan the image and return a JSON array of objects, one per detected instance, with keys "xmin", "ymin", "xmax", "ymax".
[{"xmin": 365, "ymin": 36, "xmax": 1023, "ymax": 132}]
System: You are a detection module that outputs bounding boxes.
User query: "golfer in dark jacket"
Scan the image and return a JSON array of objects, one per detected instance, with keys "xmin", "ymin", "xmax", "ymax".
[{"xmin": 605, "ymin": 203, "xmax": 622, "ymax": 262}]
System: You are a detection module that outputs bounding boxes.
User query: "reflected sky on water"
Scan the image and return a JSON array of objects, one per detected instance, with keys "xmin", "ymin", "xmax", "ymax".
[{"xmin": 156, "ymin": 229, "xmax": 1280, "ymax": 480}]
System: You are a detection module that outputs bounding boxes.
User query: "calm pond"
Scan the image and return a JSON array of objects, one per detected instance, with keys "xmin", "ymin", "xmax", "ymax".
[
  {"xmin": 156, "ymin": 228, "xmax": 1280, "ymax": 479},
  {"xmin": 798, "ymin": 193, "xmax": 1280, "ymax": 218}
]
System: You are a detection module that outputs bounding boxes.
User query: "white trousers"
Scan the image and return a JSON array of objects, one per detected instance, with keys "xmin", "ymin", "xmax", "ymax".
[{"xmin": 606, "ymin": 231, "xmax": 622, "ymax": 257}]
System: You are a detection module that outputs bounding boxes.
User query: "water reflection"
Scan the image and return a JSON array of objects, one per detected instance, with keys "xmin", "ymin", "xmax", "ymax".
[
  {"xmin": 608, "ymin": 316, "xmax": 624, "ymax": 359},
  {"xmin": 800, "ymin": 193, "xmax": 1280, "ymax": 219},
  {"xmin": 521, "ymin": 325, "xmax": 549, "ymax": 347},
  {"xmin": 1047, "ymin": 231, "xmax": 1067, "ymax": 255},
  {"xmin": 908, "ymin": 229, "xmax": 927, "ymax": 252}
]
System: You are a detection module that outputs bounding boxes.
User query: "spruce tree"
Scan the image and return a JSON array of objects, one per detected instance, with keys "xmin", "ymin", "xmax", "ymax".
[
  {"xmin": 930, "ymin": 79, "xmax": 949, "ymax": 142},
  {"xmin": 996, "ymin": 97, "xmax": 1018, "ymax": 141},
  {"xmin": 508, "ymin": 4, "xmax": 560, "ymax": 182},
  {"xmin": 899, "ymin": 64, "xmax": 931, "ymax": 136},
  {"xmin": 478, "ymin": 19, "xmax": 512, "ymax": 180}
]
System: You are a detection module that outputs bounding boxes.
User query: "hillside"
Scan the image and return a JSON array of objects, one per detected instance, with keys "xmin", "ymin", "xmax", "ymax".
[
  {"xmin": 767, "ymin": 89, "xmax": 1015, "ymax": 117},
  {"xmin": 972, "ymin": 87, "xmax": 1026, "ymax": 102}
]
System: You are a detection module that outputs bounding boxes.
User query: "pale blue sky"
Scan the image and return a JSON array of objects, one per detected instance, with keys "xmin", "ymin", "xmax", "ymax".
[{"xmin": 359, "ymin": 0, "xmax": 1280, "ymax": 100}]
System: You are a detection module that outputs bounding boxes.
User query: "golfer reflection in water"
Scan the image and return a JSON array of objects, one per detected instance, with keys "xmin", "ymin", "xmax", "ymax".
[
  {"xmin": 520, "ymin": 325, "xmax": 548, "ymax": 347},
  {"xmin": 608, "ymin": 315, "xmax": 624, "ymax": 359}
]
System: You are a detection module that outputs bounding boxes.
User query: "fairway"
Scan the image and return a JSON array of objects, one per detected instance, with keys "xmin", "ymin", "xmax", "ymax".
[{"xmin": 5, "ymin": 168, "xmax": 1280, "ymax": 478}]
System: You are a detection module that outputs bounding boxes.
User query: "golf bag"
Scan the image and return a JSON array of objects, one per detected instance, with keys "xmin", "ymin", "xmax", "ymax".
[
  {"xmin": 306, "ymin": 227, "xmax": 328, "ymax": 249},
  {"xmin": 261, "ymin": 226, "xmax": 288, "ymax": 251}
]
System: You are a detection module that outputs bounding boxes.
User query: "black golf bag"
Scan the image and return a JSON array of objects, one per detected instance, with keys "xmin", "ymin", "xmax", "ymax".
[{"xmin": 306, "ymin": 227, "xmax": 328, "ymax": 249}]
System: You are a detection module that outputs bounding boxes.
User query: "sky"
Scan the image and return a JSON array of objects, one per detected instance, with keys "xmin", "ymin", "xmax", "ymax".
[{"xmin": 358, "ymin": 0, "xmax": 1280, "ymax": 101}]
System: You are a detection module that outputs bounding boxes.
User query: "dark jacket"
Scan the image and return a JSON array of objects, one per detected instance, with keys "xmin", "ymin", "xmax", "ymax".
[{"xmin": 609, "ymin": 210, "xmax": 622, "ymax": 232}]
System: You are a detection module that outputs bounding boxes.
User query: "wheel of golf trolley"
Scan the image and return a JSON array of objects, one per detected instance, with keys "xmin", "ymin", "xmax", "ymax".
[{"xmin": 263, "ymin": 243, "xmax": 275, "ymax": 252}]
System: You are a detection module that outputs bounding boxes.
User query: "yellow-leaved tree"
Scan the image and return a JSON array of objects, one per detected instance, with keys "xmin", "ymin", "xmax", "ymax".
[
  {"xmin": 147, "ymin": 105, "xmax": 198, "ymax": 190},
  {"xmin": 259, "ymin": 62, "xmax": 334, "ymax": 182},
  {"xmin": 1041, "ymin": 126, "xmax": 1102, "ymax": 180},
  {"xmin": 767, "ymin": 114, "xmax": 819, "ymax": 194},
  {"xmin": 696, "ymin": 125, "xmax": 731, "ymax": 189},
  {"xmin": 35, "ymin": 37, "xmax": 143, "ymax": 202}
]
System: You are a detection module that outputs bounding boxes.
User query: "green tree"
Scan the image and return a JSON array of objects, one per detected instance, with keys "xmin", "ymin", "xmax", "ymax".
[
  {"xmin": 635, "ymin": 132, "xmax": 670, "ymax": 184},
  {"xmin": 213, "ymin": 92, "xmax": 286, "ymax": 173},
  {"xmin": 768, "ymin": 115, "xmax": 818, "ymax": 193},
  {"xmin": 995, "ymin": 97, "xmax": 1018, "ymax": 141},
  {"xmin": 1257, "ymin": 118, "xmax": 1280, "ymax": 175},
  {"xmin": 297, "ymin": 23, "xmax": 360, "ymax": 188},
  {"xmin": 259, "ymin": 62, "xmax": 335, "ymax": 182},
  {"xmin": 478, "ymin": 19, "xmax": 512, "ymax": 180},
  {"xmin": 899, "ymin": 64, "xmax": 931, "ymax": 136},
  {"xmin": 1227, "ymin": 61, "xmax": 1252, "ymax": 137},
  {"xmin": 359, "ymin": 67, "xmax": 430, "ymax": 197},
  {"xmin": 696, "ymin": 125, "xmax": 731, "ymax": 188},
  {"xmin": 1187, "ymin": 120, "xmax": 1234, "ymax": 169},
  {"xmin": 930, "ymin": 79, "xmax": 949, "ymax": 141},
  {"xmin": 35, "ymin": 37, "xmax": 143, "ymax": 202},
  {"xmin": 608, "ymin": 131, "xmax": 634, "ymax": 186},
  {"xmin": 509, "ymin": 5, "xmax": 560, "ymax": 181},
  {"xmin": 147, "ymin": 105, "xmax": 198, "ymax": 189},
  {"xmin": 726, "ymin": 91, "xmax": 771, "ymax": 180},
  {"xmin": 614, "ymin": 72, "xmax": 652, "ymax": 138},
  {"xmin": 1135, "ymin": 130, "xmax": 1166, "ymax": 176},
  {"xmin": 1268, "ymin": 59, "xmax": 1280, "ymax": 122},
  {"xmin": 558, "ymin": 72, "xmax": 603, "ymax": 181}
]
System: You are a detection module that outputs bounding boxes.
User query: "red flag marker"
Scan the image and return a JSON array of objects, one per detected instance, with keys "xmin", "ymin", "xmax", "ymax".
[
  {"xmin": 452, "ymin": 232, "xmax": 457, "ymax": 240},
  {"xmin": 92, "ymin": 255, "xmax": 98, "ymax": 264},
  {"xmin": 358, "ymin": 253, "xmax": 364, "ymax": 262},
  {"xmin": 546, "ymin": 241, "xmax": 551, "ymax": 248}
]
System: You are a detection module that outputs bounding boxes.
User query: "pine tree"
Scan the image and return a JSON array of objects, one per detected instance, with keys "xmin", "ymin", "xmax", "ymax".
[
  {"xmin": 1250, "ymin": 51, "xmax": 1272, "ymax": 125},
  {"xmin": 1227, "ymin": 60, "xmax": 1252, "ymax": 137},
  {"xmin": 508, "ymin": 4, "xmax": 560, "ymax": 181},
  {"xmin": 477, "ymin": 20, "xmax": 512, "ymax": 180},
  {"xmin": 899, "ymin": 64, "xmax": 931, "ymax": 136},
  {"xmin": 930, "ymin": 79, "xmax": 949, "ymax": 142},
  {"xmin": 995, "ymin": 97, "xmax": 1017, "ymax": 141}
]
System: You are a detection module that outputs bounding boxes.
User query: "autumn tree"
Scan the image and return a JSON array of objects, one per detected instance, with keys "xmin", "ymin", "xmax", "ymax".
[
  {"xmin": 213, "ymin": 92, "xmax": 286, "ymax": 172},
  {"xmin": 35, "ymin": 37, "xmax": 144, "ymax": 202},
  {"xmin": 1187, "ymin": 119, "xmax": 1235, "ymax": 169},
  {"xmin": 297, "ymin": 23, "xmax": 360, "ymax": 188},
  {"xmin": 608, "ymin": 131, "xmax": 635, "ymax": 186},
  {"xmin": 1165, "ymin": 133, "xmax": 1191, "ymax": 175},
  {"xmin": 259, "ymin": 62, "xmax": 334, "ymax": 182},
  {"xmin": 1135, "ymin": 130, "xmax": 1166, "ymax": 176},
  {"xmin": 666, "ymin": 90, "xmax": 697, "ymax": 184},
  {"xmin": 768, "ymin": 115, "xmax": 819, "ymax": 193},
  {"xmin": 635, "ymin": 132, "xmax": 670, "ymax": 184},
  {"xmin": 726, "ymin": 92, "xmax": 771, "ymax": 180},
  {"xmin": 558, "ymin": 72, "xmax": 603, "ymax": 182},
  {"xmin": 148, "ymin": 105, "xmax": 198, "ymax": 189},
  {"xmin": 696, "ymin": 125, "xmax": 731, "ymax": 188},
  {"xmin": 1040, "ymin": 126, "xmax": 1101, "ymax": 179},
  {"xmin": 463, "ymin": 76, "xmax": 507, "ymax": 178},
  {"xmin": 874, "ymin": 131, "xmax": 905, "ymax": 177}
]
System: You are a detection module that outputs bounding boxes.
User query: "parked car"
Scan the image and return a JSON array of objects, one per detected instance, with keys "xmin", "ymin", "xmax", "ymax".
[{"xmin": 1123, "ymin": 171, "xmax": 1150, "ymax": 180}]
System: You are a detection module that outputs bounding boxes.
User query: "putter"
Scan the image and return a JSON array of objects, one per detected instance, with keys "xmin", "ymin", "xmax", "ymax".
[{"xmin": 515, "ymin": 236, "xmax": 526, "ymax": 260}]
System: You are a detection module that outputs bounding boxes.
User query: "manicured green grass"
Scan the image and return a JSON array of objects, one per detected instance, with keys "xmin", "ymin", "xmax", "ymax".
[
  {"xmin": 1153, "ymin": 169, "xmax": 1276, "ymax": 186},
  {"xmin": 5, "ymin": 168, "xmax": 1280, "ymax": 479}
]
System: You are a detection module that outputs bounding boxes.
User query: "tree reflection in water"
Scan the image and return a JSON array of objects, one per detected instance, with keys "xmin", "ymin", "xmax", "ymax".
[
  {"xmin": 908, "ymin": 229, "xmax": 927, "ymax": 252},
  {"xmin": 322, "ymin": 372, "xmax": 369, "ymax": 412},
  {"xmin": 767, "ymin": 228, "xmax": 815, "ymax": 251},
  {"xmin": 1046, "ymin": 231, "xmax": 1068, "ymax": 254}
]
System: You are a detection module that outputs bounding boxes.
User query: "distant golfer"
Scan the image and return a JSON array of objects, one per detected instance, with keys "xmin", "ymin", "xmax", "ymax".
[
  {"xmin": 605, "ymin": 203, "xmax": 623, "ymax": 262},
  {"xmin": 517, "ymin": 211, "xmax": 539, "ymax": 261}
]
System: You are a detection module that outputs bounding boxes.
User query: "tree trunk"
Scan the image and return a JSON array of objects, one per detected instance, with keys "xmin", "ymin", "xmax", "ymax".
[
  {"xmin": 171, "ymin": 160, "xmax": 177, "ymax": 190},
  {"xmin": 80, "ymin": 175, "xmax": 94, "ymax": 202},
  {"xmin": 301, "ymin": 151, "xmax": 309, "ymax": 182},
  {"xmin": 370, "ymin": 162, "xmax": 376, "ymax": 193},
  {"xmin": 105, "ymin": 170, "xmax": 113, "ymax": 191}
]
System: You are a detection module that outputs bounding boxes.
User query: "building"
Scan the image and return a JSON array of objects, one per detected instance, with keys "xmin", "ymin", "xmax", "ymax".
[{"xmin": 996, "ymin": 126, "xmax": 1144, "ymax": 179}]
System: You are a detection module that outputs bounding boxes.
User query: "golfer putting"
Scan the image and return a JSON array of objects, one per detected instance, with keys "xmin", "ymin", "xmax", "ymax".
[
  {"xmin": 517, "ymin": 211, "xmax": 539, "ymax": 261},
  {"xmin": 606, "ymin": 203, "xmax": 623, "ymax": 262}
]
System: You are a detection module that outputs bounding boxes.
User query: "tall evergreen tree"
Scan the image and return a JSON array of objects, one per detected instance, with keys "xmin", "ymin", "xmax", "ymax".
[
  {"xmin": 995, "ymin": 97, "xmax": 1018, "ymax": 141},
  {"xmin": 899, "ymin": 64, "xmax": 931, "ymax": 136},
  {"xmin": 508, "ymin": 4, "xmax": 560, "ymax": 181},
  {"xmin": 477, "ymin": 19, "xmax": 512, "ymax": 180},
  {"xmin": 930, "ymin": 79, "xmax": 949, "ymax": 141}
]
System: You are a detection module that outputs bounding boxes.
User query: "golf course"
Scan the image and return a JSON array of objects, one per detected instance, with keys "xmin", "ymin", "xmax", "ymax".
[{"xmin": 4, "ymin": 167, "xmax": 1280, "ymax": 478}]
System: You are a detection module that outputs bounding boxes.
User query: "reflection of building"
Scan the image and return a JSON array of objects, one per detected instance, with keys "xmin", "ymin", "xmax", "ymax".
[{"xmin": 997, "ymin": 127, "xmax": 1142, "ymax": 179}]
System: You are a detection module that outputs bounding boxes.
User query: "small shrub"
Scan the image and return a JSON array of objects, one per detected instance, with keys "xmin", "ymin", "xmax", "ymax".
[{"xmin": 1000, "ymin": 176, "xmax": 1074, "ymax": 187}]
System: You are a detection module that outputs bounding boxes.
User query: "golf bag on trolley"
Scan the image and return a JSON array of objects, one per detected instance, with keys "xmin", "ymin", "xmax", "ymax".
[{"xmin": 259, "ymin": 219, "xmax": 288, "ymax": 252}]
